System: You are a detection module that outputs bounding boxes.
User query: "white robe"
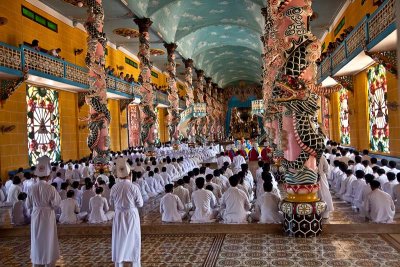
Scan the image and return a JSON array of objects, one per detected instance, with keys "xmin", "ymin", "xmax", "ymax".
[
  {"xmin": 59, "ymin": 198, "xmax": 81, "ymax": 224},
  {"xmin": 254, "ymin": 192, "xmax": 283, "ymax": 224},
  {"xmin": 160, "ymin": 193, "xmax": 185, "ymax": 222},
  {"xmin": 232, "ymin": 155, "xmax": 246, "ymax": 172},
  {"xmin": 220, "ymin": 187, "xmax": 250, "ymax": 224},
  {"xmin": 191, "ymin": 189, "xmax": 217, "ymax": 223},
  {"xmin": 364, "ymin": 189, "xmax": 395, "ymax": 223},
  {"xmin": 318, "ymin": 156, "xmax": 334, "ymax": 216},
  {"xmin": 80, "ymin": 189, "xmax": 96, "ymax": 214},
  {"xmin": 351, "ymin": 179, "xmax": 367, "ymax": 209},
  {"xmin": 26, "ymin": 180, "xmax": 61, "ymax": 265},
  {"xmin": 173, "ymin": 185, "xmax": 191, "ymax": 207},
  {"xmin": 7, "ymin": 184, "xmax": 22, "ymax": 205},
  {"xmin": 110, "ymin": 180, "xmax": 143, "ymax": 264},
  {"xmin": 89, "ymin": 195, "xmax": 114, "ymax": 223}
]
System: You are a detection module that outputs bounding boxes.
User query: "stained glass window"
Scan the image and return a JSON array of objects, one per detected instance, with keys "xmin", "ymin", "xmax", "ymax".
[
  {"xmin": 322, "ymin": 97, "xmax": 330, "ymax": 138},
  {"xmin": 368, "ymin": 64, "xmax": 389, "ymax": 152},
  {"xmin": 26, "ymin": 85, "xmax": 60, "ymax": 165},
  {"xmin": 339, "ymin": 88, "xmax": 350, "ymax": 145}
]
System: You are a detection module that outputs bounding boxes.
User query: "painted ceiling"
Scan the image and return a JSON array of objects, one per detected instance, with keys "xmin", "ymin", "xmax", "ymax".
[{"xmin": 40, "ymin": 0, "xmax": 346, "ymax": 88}]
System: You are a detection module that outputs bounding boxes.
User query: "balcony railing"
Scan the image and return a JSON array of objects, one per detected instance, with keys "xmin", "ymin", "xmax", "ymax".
[
  {"xmin": 317, "ymin": 0, "xmax": 396, "ymax": 83},
  {"xmin": 0, "ymin": 43, "xmax": 141, "ymax": 98}
]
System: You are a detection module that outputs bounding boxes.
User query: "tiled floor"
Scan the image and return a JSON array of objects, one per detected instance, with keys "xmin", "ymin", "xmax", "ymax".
[
  {"xmin": 1, "ymin": 188, "xmax": 399, "ymax": 228},
  {"xmin": 1, "ymin": 233, "xmax": 400, "ymax": 267}
]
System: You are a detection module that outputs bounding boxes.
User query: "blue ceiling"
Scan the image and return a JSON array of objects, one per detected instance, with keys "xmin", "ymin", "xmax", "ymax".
[{"xmin": 39, "ymin": 0, "xmax": 346, "ymax": 88}]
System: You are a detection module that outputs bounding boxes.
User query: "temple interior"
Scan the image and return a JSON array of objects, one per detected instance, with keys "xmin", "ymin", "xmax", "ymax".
[{"xmin": 0, "ymin": 0, "xmax": 400, "ymax": 266}]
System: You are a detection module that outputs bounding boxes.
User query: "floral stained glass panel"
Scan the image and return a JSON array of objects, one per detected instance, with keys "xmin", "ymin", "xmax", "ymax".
[
  {"xmin": 339, "ymin": 88, "xmax": 350, "ymax": 145},
  {"xmin": 368, "ymin": 65, "xmax": 389, "ymax": 153},
  {"xmin": 26, "ymin": 85, "xmax": 60, "ymax": 165},
  {"xmin": 322, "ymin": 97, "xmax": 330, "ymax": 138}
]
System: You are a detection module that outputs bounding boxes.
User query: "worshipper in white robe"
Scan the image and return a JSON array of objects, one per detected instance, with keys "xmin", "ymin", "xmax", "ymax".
[
  {"xmin": 0, "ymin": 183, "xmax": 6, "ymax": 205},
  {"xmin": 232, "ymin": 152, "xmax": 246, "ymax": 174},
  {"xmin": 134, "ymin": 172, "xmax": 150, "ymax": 202},
  {"xmin": 328, "ymin": 160, "xmax": 340, "ymax": 187},
  {"xmin": 377, "ymin": 168, "xmax": 389, "ymax": 185},
  {"xmin": 338, "ymin": 169, "xmax": 356, "ymax": 200},
  {"xmin": 59, "ymin": 183, "xmax": 68, "ymax": 200},
  {"xmin": 359, "ymin": 174, "xmax": 375, "ymax": 214},
  {"xmin": 223, "ymin": 162, "xmax": 234, "ymax": 178},
  {"xmin": 381, "ymin": 159, "xmax": 391, "ymax": 173},
  {"xmin": 5, "ymin": 175, "xmax": 13, "ymax": 198},
  {"xmin": 220, "ymin": 175, "xmax": 250, "ymax": 224},
  {"xmin": 216, "ymin": 152, "xmax": 226, "ymax": 169},
  {"xmin": 110, "ymin": 161, "xmax": 143, "ymax": 267},
  {"xmin": 318, "ymin": 155, "xmax": 334, "ymax": 219},
  {"xmin": 392, "ymin": 173, "xmax": 400, "ymax": 218},
  {"xmin": 334, "ymin": 163, "xmax": 347, "ymax": 194},
  {"xmin": 22, "ymin": 173, "xmax": 35, "ymax": 195},
  {"xmin": 160, "ymin": 184, "xmax": 186, "ymax": 222},
  {"xmin": 11, "ymin": 192, "xmax": 30, "ymax": 225},
  {"xmin": 71, "ymin": 181, "xmax": 82, "ymax": 206},
  {"xmin": 174, "ymin": 179, "xmax": 192, "ymax": 211},
  {"xmin": 154, "ymin": 168, "xmax": 165, "ymax": 188},
  {"xmin": 146, "ymin": 171, "xmax": 163, "ymax": 195},
  {"xmin": 205, "ymin": 174, "xmax": 222, "ymax": 201},
  {"xmin": 343, "ymin": 170, "xmax": 363, "ymax": 203},
  {"xmin": 52, "ymin": 172, "xmax": 64, "ymax": 191},
  {"xmin": 80, "ymin": 182, "xmax": 96, "ymax": 214},
  {"xmin": 96, "ymin": 169, "xmax": 109, "ymax": 184},
  {"xmin": 237, "ymin": 171, "xmax": 253, "ymax": 202},
  {"xmin": 59, "ymin": 190, "xmax": 87, "ymax": 224},
  {"xmin": 351, "ymin": 171, "xmax": 367, "ymax": 210},
  {"xmin": 160, "ymin": 167, "xmax": 172, "ymax": 185},
  {"xmin": 191, "ymin": 177, "xmax": 218, "ymax": 223},
  {"xmin": 251, "ymin": 182, "xmax": 283, "ymax": 223},
  {"xmin": 88, "ymin": 187, "xmax": 114, "ymax": 223},
  {"xmin": 364, "ymin": 180, "xmax": 395, "ymax": 223},
  {"xmin": 27, "ymin": 157, "xmax": 61, "ymax": 267},
  {"xmin": 7, "ymin": 176, "xmax": 22, "ymax": 205},
  {"xmin": 213, "ymin": 169, "xmax": 230, "ymax": 193},
  {"xmin": 388, "ymin": 161, "xmax": 399, "ymax": 175},
  {"xmin": 382, "ymin": 172, "xmax": 398, "ymax": 199}
]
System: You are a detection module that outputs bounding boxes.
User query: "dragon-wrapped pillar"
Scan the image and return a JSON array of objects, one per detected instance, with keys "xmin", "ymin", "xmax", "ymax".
[
  {"xmin": 205, "ymin": 77, "xmax": 214, "ymax": 140},
  {"xmin": 194, "ymin": 69, "xmax": 206, "ymax": 140},
  {"xmin": 265, "ymin": 0, "xmax": 327, "ymax": 237},
  {"xmin": 183, "ymin": 58, "xmax": 195, "ymax": 141},
  {"xmin": 164, "ymin": 43, "xmax": 180, "ymax": 143},
  {"xmin": 134, "ymin": 18, "xmax": 156, "ymax": 149},
  {"xmin": 84, "ymin": 0, "xmax": 110, "ymax": 167}
]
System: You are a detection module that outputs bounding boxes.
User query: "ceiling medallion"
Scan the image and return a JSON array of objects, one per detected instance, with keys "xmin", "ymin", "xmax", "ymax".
[
  {"xmin": 150, "ymin": 48, "xmax": 165, "ymax": 56},
  {"xmin": 0, "ymin": 17, "xmax": 8, "ymax": 26},
  {"xmin": 62, "ymin": 0, "xmax": 86, "ymax": 7},
  {"xmin": 113, "ymin": 28, "xmax": 140, "ymax": 39}
]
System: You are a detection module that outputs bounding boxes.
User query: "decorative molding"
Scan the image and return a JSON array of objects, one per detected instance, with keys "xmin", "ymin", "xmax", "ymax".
[
  {"xmin": 332, "ymin": 75, "xmax": 354, "ymax": 92},
  {"xmin": 119, "ymin": 99, "xmax": 132, "ymax": 112},
  {"xmin": 0, "ymin": 68, "xmax": 28, "ymax": 107},
  {"xmin": 365, "ymin": 50, "xmax": 397, "ymax": 77}
]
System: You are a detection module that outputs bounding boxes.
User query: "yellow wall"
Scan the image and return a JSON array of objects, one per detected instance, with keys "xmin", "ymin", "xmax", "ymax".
[
  {"xmin": 322, "ymin": 0, "xmax": 378, "ymax": 51},
  {"xmin": 330, "ymin": 92, "xmax": 340, "ymax": 142},
  {"xmin": 78, "ymin": 104, "xmax": 90, "ymax": 158},
  {"xmin": 0, "ymin": 83, "xmax": 28, "ymax": 178},
  {"xmin": 120, "ymin": 108, "xmax": 129, "ymax": 150},
  {"xmin": 108, "ymin": 99, "xmax": 121, "ymax": 152},
  {"xmin": 387, "ymin": 72, "xmax": 400, "ymax": 155},
  {"xmin": 158, "ymin": 108, "xmax": 169, "ymax": 143},
  {"xmin": 59, "ymin": 91, "xmax": 79, "ymax": 161}
]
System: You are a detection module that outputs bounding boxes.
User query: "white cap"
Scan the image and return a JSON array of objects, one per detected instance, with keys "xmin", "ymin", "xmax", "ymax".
[
  {"xmin": 115, "ymin": 157, "xmax": 130, "ymax": 178},
  {"xmin": 35, "ymin": 155, "xmax": 51, "ymax": 177}
]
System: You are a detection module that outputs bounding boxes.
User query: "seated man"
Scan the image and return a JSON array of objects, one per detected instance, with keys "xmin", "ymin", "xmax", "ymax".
[
  {"xmin": 160, "ymin": 184, "xmax": 186, "ymax": 223},
  {"xmin": 174, "ymin": 179, "xmax": 191, "ymax": 211},
  {"xmin": 190, "ymin": 177, "xmax": 217, "ymax": 223},
  {"xmin": 11, "ymin": 192, "xmax": 30, "ymax": 225},
  {"xmin": 251, "ymin": 182, "xmax": 283, "ymax": 224},
  {"xmin": 364, "ymin": 180, "xmax": 395, "ymax": 223},
  {"xmin": 88, "ymin": 187, "xmax": 114, "ymax": 223},
  {"xmin": 59, "ymin": 190, "xmax": 87, "ymax": 224},
  {"xmin": 220, "ymin": 175, "xmax": 250, "ymax": 224}
]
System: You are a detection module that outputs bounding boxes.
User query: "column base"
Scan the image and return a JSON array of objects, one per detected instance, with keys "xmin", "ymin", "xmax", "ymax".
[{"xmin": 280, "ymin": 200, "xmax": 326, "ymax": 237}]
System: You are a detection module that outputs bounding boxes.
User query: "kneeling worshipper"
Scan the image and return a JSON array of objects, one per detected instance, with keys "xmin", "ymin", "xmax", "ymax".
[
  {"xmin": 190, "ymin": 177, "xmax": 218, "ymax": 223},
  {"xmin": 220, "ymin": 175, "xmax": 251, "ymax": 224},
  {"xmin": 173, "ymin": 178, "xmax": 192, "ymax": 211},
  {"xmin": 59, "ymin": 190, "xmax": 88, "ymax": 224},
  {"xmin": 160, "ymin": 184, "xmax": 186, "ymax": 222},
  {"xmin": 88, "ymin": 187, "xmax": 114, "ymax": 223},
  {"xmin": 251, "ymin": 182, "xmax": 283, "ymax": 224},
  {"xmin": 110, "ymin": 158, "xmax": 143, "ymax": 267},
  {"xmin": 11, "ymin": 192, "xmax": 30, "ymax": 225},
  {"xmin": 365, "ymin": 180, "xmax": 395, "ymax": 223},
  {"xmin": 27, "ymin": 155, "xmax": 61, "ymax": 267}
]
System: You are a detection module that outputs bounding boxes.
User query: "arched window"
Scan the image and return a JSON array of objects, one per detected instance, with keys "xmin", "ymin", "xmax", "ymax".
[
  {"xmin": 26, "ymin": 85, "xmax": 60, "ymax": 165},
  {"xmin": 339, "ymin": 88, "xmax": 350, "ymax": 145},
  {"xmin": 367, "ymin": 64, "xmax": 389, "ymax": 153}
]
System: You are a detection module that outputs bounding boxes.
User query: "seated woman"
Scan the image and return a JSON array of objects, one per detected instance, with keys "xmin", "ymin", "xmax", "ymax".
[
  {"xmin": 88, "ymin": 187, "xmax": 114, "ymax": 223},
  {"xmin": 59, "ymin": 190, "xmax": 87, "ymax": 224}
]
